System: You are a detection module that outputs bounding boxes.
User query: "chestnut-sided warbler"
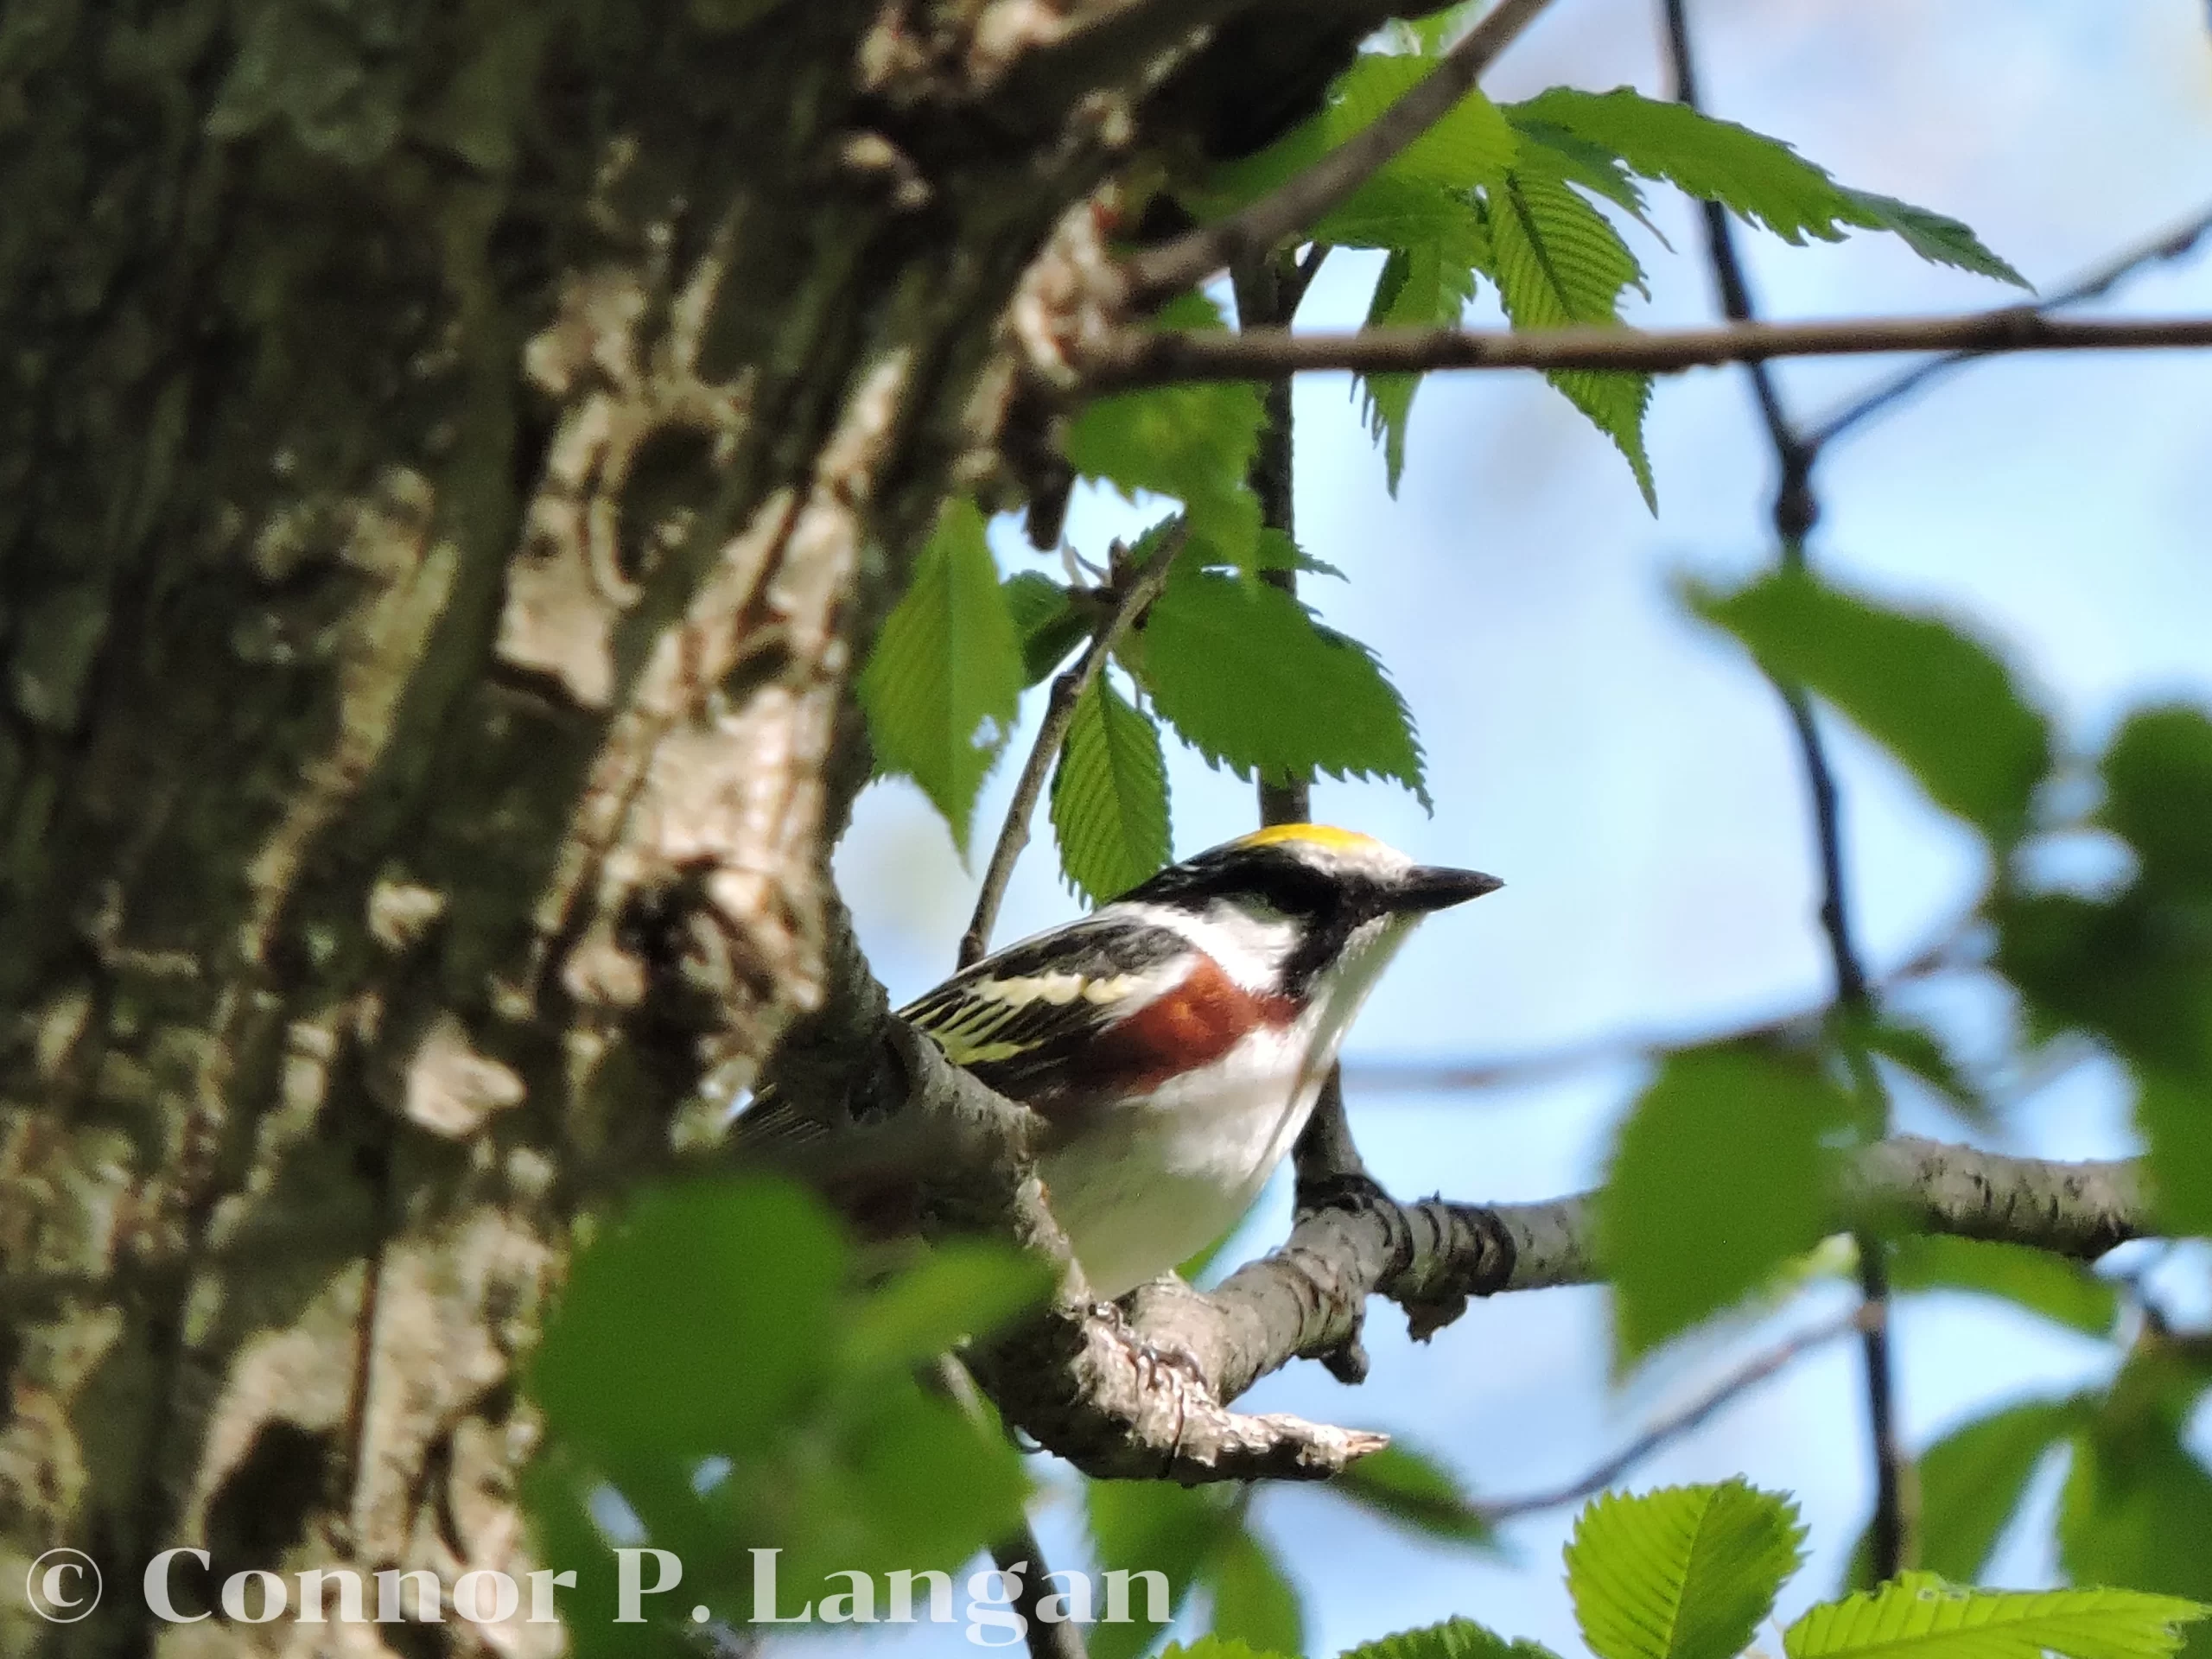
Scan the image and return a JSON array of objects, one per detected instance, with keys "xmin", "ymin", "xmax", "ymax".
[{"xmin": 741, "ymin": 825, "xmax": 1500, "ymax": 1298}]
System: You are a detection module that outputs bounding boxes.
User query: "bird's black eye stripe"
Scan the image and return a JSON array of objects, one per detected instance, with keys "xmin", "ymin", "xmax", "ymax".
[{"xmin": 1122, "ymin": 846, "xmax": 1364, "ymax": 919}]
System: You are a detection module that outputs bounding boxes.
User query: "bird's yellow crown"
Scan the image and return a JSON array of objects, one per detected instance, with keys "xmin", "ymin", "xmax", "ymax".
[{"xmin": 1230, "ymin": 823, "xmax": 1385, "ymax": 856}]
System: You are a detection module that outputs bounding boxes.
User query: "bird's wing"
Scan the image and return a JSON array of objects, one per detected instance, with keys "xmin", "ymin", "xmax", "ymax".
[
  {"xmin": 899, "ymin": 912, "xmax": 1195, "ymax": 1110},
  {"xmin": 728, "ymin": 911, "xmax": 1194, "ymax": 1148}
]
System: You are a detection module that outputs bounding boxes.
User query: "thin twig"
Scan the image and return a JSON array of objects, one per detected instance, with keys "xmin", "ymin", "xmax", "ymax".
[
  {"xmin": 1661, "ymin": 0, "xmax": 1905, "ymax": 1578},
  {"xmin": 959, "ymin": 531, "xmax": 1182, "ymax": 968},
  {"xmin": 1231, "ymin": 248, "xmax": 1376, "ymax": 1384},
  {"xmin": 1118, "ymin": 0, "xmax": 1559, "ymax": 303},
  {"xmin": 1084, "ymin": 309, "xmax": 2212, "ymax": 387},
  {"xmin": 936, "ymin": 1357, "xmax": 1090, "ymax": 1659},
  {"xmin": 1806, "ymin": 198, "xmax": 2212, "ymax": 449},
  {"xmin": 1477, "ymin": 1308, "xmax": 1873, "ymax": 1522}
]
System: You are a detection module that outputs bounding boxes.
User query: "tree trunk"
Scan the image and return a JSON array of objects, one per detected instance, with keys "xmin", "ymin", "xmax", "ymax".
[{"xmin": 0, "ymin": 2, "xmax": 1236, "ymax": 1649}]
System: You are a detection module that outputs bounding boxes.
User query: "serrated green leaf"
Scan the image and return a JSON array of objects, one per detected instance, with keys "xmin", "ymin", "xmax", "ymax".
[
  {"xmin": 1507, "ymin": 88, "xmax": 2025, "ymax": 286},
  {"xmin": 1568, "ymin": 1480, "xmax": 1808, "ymax": 1659},
  {"xmin": 1324, "ymin": 1442, "xmax": 1497, "ymax": 1547},
  {"xmin": 1356, "ymin": 237, "xmax": 1483, "ymax": 493},
  {"xmin": 1051, "ymin": 672, "xmax": 1172, "ymax": 905},
  {"xmin": 1842, "ymin": 192, "xmax": 2030, "ymax": 287},
  {"xmin": 1206, "ymin": 1525, "xmax": 1304, "ymax": 1657},
  {"xmin": 1195, "ymin": 53, "xmax": 1517, "ymax": 221},
  {"xmin": 1786, "ymin": 1575, "xmax": 2207, "ymax": 1659},
  {"xmin": 1345, "ymin": 1618, "xmax": 1567, "ymax": 1659},
  {"xmin": 1065, "ymin": 295, "xmax": 1265, "ymax": 573},
  {"xmin": 2102, "ymin": 706, "xmax": 2212, "ymax": 899},
  {"xmin": 860, "ymin": 499, "xmax": 1024, "ymax": 853},
  {"xmin": 1602, "ymin": 1043, "xmax": 1849, "ymax": 1363},
  {"xmin": 1888, "ymin": 1236, "xmax": 2119, "ymax": 1337},
  {"xmin": 839, "ymin": 1240, "xmax": 1053, "ymax": 1374},
  {"xmin": 1507, "ymin": 117, "xmax": 1663, "ymax": 231},
  {"xmin": 1324, "ymin": 54, "xmax": 1517, "ymax": 190},
  {"xmin": 1849, "ymin": 1397, "xmax": 2085, "ymax": 1589},
  {"xmin": 1481, "ymin": 167, "xmax": 1656, "ymax": 507},
  {"xmin": 1693, "ymin": 569, "xmax": 2052, "ymax": 848},
  {"xmin": 1003, "ymin": 571, "xmax": 1092, "ymax": 687},
  {"xmin": 1137, "ymin": 568, "xmax": 1428, "ymax": 806}
]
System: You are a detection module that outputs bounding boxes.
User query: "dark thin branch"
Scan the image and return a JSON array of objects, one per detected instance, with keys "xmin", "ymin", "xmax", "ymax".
[
  {"xmin": 1660, "ymin": 0, "xmax": 1901, "ymax": 1573},
  {"xmin": 1807, "ymin": 198, "xmax": 2212, "ymax": 449},
  {"xmin": 1235, "ymin": 248, "xmax": 1376, "ymax": 1386},
  {"xmin": 1478, "ymin": 1307, "xmax": 1873, "ymax": 1521},
  {"xmin": 1084, "ymin": 310, "xmax": 2212, "ymax": 386},
  {"xmin": 1118, "ymin": 0, "xmax": 1559, "ymax": 303},
  {"xmin": 959, "ymin": 532, "xmax": 1181, "ymax": 968}
]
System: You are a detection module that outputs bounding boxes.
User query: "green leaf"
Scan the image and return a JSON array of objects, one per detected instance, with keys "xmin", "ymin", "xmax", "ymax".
[
  {"xmin": 1166, "ymin": 1640, "xmax": 1293, "ymax": 1659},
  {"xmin": 1323, "ymin": 55, "xmax": 1517, "ymax": 191},
  {"xmin": 1357, "ymin": 236, "xmax": 1483, "ymax": 493},
  {"xmin": 1481, "ymin": 166, "xmax": 1656, "ymax": 507},
  {"xmin": 1196, "ymin": 54, "xmax": 1517, "ymax": 220},
  {"xmin": 1567, "ymin": 1480, "xmax": 1808, "ymax": 1659},
  {"xmin": 1506, "ymin": 88, "xmax": 2025, "ymax": 286},
  {"xmin": 860, "ymin": 499, "xmax": 1024, "ymax": 853},
  {"xmin": 1344, "ymin": 1618, "xmax": 1567, "ymax": 1659},
  {"xmin": 1693, "ymin": 569, "xmax": 2052, "ymax": 847},
  {"xmin": 1601, "ymin": 1043, "xmax": 1849, "ymax": 1363},
  {"xmin": 2134, "ymin": 1069, "xmax": 2212, "ymax": 1239},
  {"xmin": 1842, "ymin": 192, "xmax": 2031, "ymax": 287},
  {"xmin": 1861, "ymin": 1015, "xmax": 1992, "ymax": 1125},
  {"xmin": 1089, "ymin": 1482, "xmax": 1239, "ymax": 1659},
  {"xmin": 1004, "ymin": 570, "xmax": 1092, "ymax": 687},
  {"xmin": 1785, "ymin": 1575, "xmax": 2208, "ymax": 1659},
  {"xmin": 533, "ymin": 1177, "xmax": 845, "ymax": 1459},
  {"xmin": 840, "ymin": 1240, "xmax": 1053, "ymax": 1373},
  {"xmin": 2060, "ymin": 1347, "xmax": 2212, "ymax": 1657},
  {"xmin": 1888, "ymin": 1236, "xmax": 2120, "ymax": 1337},
  {"xmin": 1137, "ymin": 568, "xmax": 1429, "ymax": 806},
  {"xmin": 1206, "ymin": 1526, "xmax": 1304, "ymax": 1657},
  {"xmin": 2102, "ymin": 706, "xmax": 2212, "ymax": 899},
  {"xmin": 1051, "ymin": 671, "xmax": 1173, "ymax": 905},
  {"xmin": 1851, "ymin": 1397, "xmax": 2084, "ymax": 1588},
  {"xmin": 1323, "ymin": 1442, "xmax": 1497, "ymax": 1547},
  {"xmin": 1064, "ymin": 295, "xmax": 1265, "ymax": 573}
]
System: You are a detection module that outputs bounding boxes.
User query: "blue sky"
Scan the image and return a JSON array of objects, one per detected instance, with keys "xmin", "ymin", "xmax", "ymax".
[{"xmin": 830, "ymin": 2, "xmax": 2212, "ymax": 1651}]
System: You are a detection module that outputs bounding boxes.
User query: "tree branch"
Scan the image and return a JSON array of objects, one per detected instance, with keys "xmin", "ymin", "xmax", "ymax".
[
  {"xmin": 1084, "ymin": 310, "xmax": 2212, "ymax": 385},
  {"xmin": 1477, "ymin": 1306, "xmax": 1873, "ymax": 1521},
  {"xmin": 969, "ymin": 1134, "xmax": 2150, "ymax": 1482},
  {"xmin": 1116, "ymin": 0, "xmax": 1559, "ymax": 304},
  {"xmin": 1658, "ymin": 0, "xmax": 1904, "ymax": 1569},
  {"xmin": 960, "ymin": 531, "xmax": 1182, "ymax": 968},
  {"xmin": 1806, "ymin": 197, "xmax": 2212, "ymax": 449}
]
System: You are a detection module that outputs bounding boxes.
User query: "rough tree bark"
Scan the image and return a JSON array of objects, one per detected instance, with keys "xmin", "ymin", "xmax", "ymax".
[{"xmin": 0, "ymin": 3, "xmax": 1427, "ymax": 1652}]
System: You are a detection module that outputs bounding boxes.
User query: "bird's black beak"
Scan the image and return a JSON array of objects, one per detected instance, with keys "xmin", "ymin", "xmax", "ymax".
[{"xmin": 1392, "ymin": 865, "xmax": 1504, "ymax": 914}]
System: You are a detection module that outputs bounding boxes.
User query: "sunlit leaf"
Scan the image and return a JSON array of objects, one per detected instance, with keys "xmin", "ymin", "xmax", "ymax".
[
  {"xmin": 1567, "ymin": 1480, "xmax": 1807, "ymax": 1659},
  {"xmin": 1786, "ymin": 1575, "xmax": 2207, "ymax": 1659},
  {"xmin": 1138, "ymin": 568, "xmax": 1428, "ymax": 806},
  {"xmin": 1051, "ymin": 671, "xmax": 1173, "ymax": 904}
]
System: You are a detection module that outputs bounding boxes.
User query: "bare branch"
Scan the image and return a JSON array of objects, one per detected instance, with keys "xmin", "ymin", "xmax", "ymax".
[
  {"xmin": 1478, "ymin": 1307, "xmax": 1872, "ymax": 1521},
  {"xmin": 1085, "ymin": 310, "xmax": 2212, "ymax": 386},
  {"xmin": 959, "ymin": 531, "xmax": 1181, "ymax": 968},
  {"xmin": 1117, "ymin": 0, "xmax": 1559, "ymax": 304},
  {"xmin": 1807, "ymin": 198, "xmax": 2212, "ymax": 449}
]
